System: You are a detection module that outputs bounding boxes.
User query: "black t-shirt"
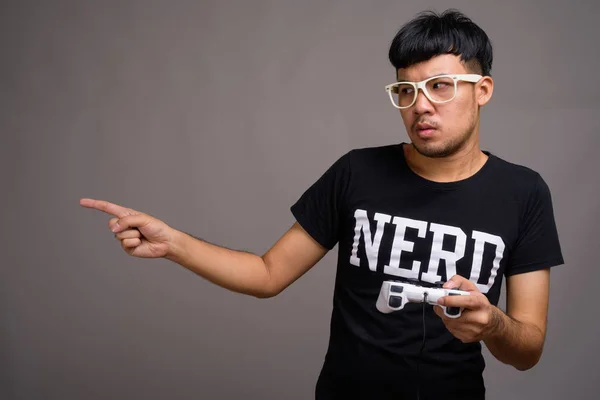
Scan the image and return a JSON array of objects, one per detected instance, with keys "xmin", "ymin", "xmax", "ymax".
[{"xmin": 290, "ymin": 143, "xmax": 564, "ymax": 400}]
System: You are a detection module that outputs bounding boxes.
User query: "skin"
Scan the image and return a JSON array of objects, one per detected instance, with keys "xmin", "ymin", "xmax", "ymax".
[{"xmin": 80, "ymin": 54, "xmax": 550, "ymax": 371}]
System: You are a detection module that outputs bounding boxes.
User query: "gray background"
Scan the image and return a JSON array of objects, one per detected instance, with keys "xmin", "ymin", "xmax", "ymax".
[{"xmin": 2, "ymin": 0, "xmax": 598, "ymax": 399}]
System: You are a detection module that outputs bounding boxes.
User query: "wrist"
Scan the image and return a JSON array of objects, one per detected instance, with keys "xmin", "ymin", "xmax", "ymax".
[
  {"xmin": 165, "ymin": 228, "xmax": 189, "ymax": 263},
  {"xmin": 485, "ymin": 306, "xmax": 505, "ymax": 341}
]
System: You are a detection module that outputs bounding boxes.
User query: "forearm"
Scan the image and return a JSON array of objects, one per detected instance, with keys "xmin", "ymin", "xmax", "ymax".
[
  {"xmin": 165, "ymin": 229, "xmax": 273, "ymax": 298},
  {"xmin": 484, "ymin": 306, "xmax": 546, "ymax": 371}
]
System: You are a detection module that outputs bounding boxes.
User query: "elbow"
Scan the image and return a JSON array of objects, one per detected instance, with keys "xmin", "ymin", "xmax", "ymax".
[
  {"xmin": 514, "ymin": 361, "xmax": 537, "ymax": 372},
  {"xmin": 513, "ymin": 350, "xmax": 543, "ymax": 371},
  {"xmin": 253, "ymin": 258, "xmax": 284, "ymax": 299},
  {"xmin": 254, "ymin": 289, "xmax": 278, "ymax": 299},
  {"xmin": 252, "ymin": 280, "xmax": 282, "ymax": 299},
  {"xmin": 511, "ymin": 324, "xmax": 546, "ymax": 371}
]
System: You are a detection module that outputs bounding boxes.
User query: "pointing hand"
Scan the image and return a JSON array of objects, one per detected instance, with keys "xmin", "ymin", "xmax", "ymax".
[{"xmin": 80, "ymin": 198, "xmax": 174, "ymax": 258}]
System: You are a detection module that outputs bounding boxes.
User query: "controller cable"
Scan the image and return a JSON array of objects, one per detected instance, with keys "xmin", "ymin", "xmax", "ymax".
[{"xmin": 416, "ymin": 292, "xmax": 428, "ymax": 400}]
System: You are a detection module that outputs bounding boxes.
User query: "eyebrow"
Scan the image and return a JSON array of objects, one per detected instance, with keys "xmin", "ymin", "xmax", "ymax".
[{"xmin": 397, "ymin": 72, "xmax": 452, "ymax": 81}]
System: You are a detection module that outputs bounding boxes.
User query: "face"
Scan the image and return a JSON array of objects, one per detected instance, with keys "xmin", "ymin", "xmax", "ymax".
[{"xmin": 396, "ymin": 54, "xmax": 493, "ymax": 158}]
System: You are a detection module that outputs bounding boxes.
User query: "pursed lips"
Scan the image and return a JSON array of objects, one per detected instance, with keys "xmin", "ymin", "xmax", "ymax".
[{"xmin": 414, "ymin": 122, "xmax": 437, "ymax": 138}]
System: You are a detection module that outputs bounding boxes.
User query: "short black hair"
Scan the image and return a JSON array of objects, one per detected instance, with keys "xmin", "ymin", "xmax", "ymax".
[{"xmin": 388, "ymin": 9, "xmax": 493, "ymax": 76}]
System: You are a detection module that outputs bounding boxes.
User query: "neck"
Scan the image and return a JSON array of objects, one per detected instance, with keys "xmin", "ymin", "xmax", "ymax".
[{"xmin": 403, "ymin": 140, "xmax": 488, "ymax": 183}]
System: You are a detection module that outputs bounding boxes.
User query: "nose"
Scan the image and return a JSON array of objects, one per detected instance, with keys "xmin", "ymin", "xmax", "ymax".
[{"xmin": 412, "ymin": 88, "xmax": 434, "ymax": 115}]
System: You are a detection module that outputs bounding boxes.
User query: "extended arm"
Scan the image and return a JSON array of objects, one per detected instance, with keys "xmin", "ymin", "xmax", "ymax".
[
  {"xmin": 167, "ymin": 222, "xmax": 329, "ymax": 298},
  {"xmin": 80, "ymin": 198, "xmax": 328, "ymax": 299}
]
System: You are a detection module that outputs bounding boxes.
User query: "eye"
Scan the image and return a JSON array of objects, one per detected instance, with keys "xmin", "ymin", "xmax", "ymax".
[{"xmin": 432, "ymin": 82, "xmax": 450, "ymax": 90}]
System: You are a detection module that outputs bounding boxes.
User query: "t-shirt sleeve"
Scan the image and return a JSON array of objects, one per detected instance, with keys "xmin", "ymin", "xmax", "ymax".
[
  {"xmin": 290, "ymin": 151, "xmax": 352, "ymax": 250},
  {"xmin": 505, "ymin": 173, "xmax": 565, "ymax": 276}
]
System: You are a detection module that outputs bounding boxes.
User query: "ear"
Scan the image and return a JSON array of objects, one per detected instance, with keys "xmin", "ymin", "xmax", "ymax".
[{"xmin": 476, "ymin": 76, "xmax": 494, "ymax": 106}]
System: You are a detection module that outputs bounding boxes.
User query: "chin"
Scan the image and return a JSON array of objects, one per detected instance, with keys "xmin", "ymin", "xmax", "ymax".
[{"xmin": 412, "ymin": 139, "xmax": 463, "ymax": 158}]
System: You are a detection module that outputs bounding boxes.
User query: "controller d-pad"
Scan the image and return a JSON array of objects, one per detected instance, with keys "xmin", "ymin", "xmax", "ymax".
[{"xmin": 389, "ymin": 295, "xmax": 403, "ymax": 308}]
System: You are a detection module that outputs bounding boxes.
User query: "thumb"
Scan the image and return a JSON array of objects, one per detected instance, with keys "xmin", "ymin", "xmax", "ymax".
[
  {"xmin": 111, "ymin": 214, "xmax": 151, "ymax": 233},
  {"xmin": 443, "ymin": 274, "xmax": 477, "ymax": 292}
]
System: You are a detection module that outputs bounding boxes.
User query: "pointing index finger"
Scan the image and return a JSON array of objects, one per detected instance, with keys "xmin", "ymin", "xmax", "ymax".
[{"xmin": 79, "ymin": 198, "xmax": 134, "ymax": 218}]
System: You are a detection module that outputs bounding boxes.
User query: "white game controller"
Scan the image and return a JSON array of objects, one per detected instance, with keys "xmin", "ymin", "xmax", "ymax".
[{"xmin": 376, "ymin": 280, "xmax": 470, "ymax": 318}]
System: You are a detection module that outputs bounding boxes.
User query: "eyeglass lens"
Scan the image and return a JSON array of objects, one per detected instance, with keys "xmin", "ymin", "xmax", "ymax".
[{"xmin": 391, "ymin": 77, "xmax": 456, "ymax": 107}]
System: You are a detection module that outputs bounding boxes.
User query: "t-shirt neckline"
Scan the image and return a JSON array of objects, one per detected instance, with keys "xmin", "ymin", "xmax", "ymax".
[{"xmin": 396, "ymin": 142, "xmax": 494, "ymax": 191}]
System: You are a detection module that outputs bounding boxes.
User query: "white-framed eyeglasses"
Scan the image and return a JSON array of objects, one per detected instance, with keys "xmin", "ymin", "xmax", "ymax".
[{"xmin": 384, "ymin": 74, "xmax": 482, "ymax": 109}]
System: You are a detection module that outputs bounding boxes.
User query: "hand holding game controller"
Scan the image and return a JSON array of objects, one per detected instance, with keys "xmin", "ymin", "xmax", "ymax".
[
  {"xmin": 432, "ymin": 275, "xmax": 501, "ymax": 343},
  {"xmin": 376, "ymin": 279, "xmax": 470, "ymax": 318}
]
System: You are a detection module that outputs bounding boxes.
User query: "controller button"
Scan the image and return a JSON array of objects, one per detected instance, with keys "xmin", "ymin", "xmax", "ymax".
[
  {"xmin": 389, "ymin": 295, "xmax": 403, "ymax": 308},
  {"xmin": 390, "ymin": 286, "xmax": 404, "ymax": 294},
  {"xmin": 446, "ymin": 307, "xmax": 460, "ymax": 316},
  {"xmin": 446, "ymin": 293, "xmax": 462, "ymax": 315}
]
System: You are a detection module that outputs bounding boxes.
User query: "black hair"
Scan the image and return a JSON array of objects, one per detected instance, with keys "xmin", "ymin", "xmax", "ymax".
[{"xmin": 388, "ymin": 9, "xmax": 493, "ymax": 76}]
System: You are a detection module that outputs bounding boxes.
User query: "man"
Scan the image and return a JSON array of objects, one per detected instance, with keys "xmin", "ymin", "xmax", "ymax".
[{"xmin": 80, "ymin": 9, "xmax": 564, "ymax": 399}]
